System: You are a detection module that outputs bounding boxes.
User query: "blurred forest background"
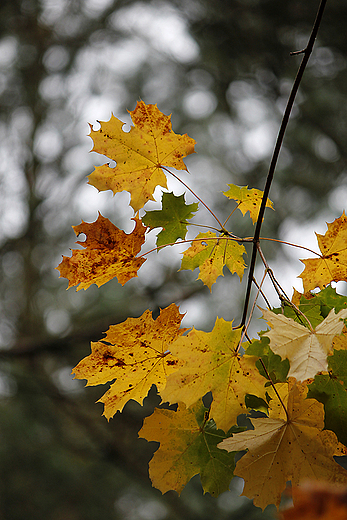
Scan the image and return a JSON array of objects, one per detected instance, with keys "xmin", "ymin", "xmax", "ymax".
[{"xmin": 0, "ymin": 0, "xmax": 347, "ymax": 518}]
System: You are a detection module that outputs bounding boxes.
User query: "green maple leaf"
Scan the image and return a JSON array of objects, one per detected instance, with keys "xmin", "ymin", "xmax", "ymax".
[
  {"xmin": 307, "ymin": 349, "xmax": 347, "ymax": 446},
  {"xmin": 139, "ymin": 400, "xmax": 240, "ymax": 497},
  {"xmin": 272, "ymin": 297, "xmax": 324, "ymax": 329},
  {"xmin": 309, "ymin": 286, "xmax": 347, "ymax": 317},
  {"xmin": 180, "ymin": 232, "xmax": 246, "ymax": 290},
  {"xmin": 245, "ymin": 335, "xmax": 289, "ymax": 385},
  {"xmin": 142, "ymin": 192, "xmax": 198, "ymax": 248}
]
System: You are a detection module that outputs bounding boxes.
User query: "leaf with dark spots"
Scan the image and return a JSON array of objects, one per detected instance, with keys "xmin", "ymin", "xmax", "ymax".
[
  {"xmin": 72, "ymin": 304, "xmax": 187, "ymax": 420},
  {"xmin": 88, "ymin": 101, "xmax": 196, "ymax": 212},
  {"xmin": 300, "ymin": 212, "xmax": 347, "ymax": 292},
  {"xmin": 56, "ymin": 213, "xmax": 147, "ymax": 290}
]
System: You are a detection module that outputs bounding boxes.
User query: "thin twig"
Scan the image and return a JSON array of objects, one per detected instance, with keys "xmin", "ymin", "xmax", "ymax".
[
  {"xmin": 240, "ymin": 0, "xmax": 327, "ymax": 328},
  {"xmin": 236, "ymin": 269, "xmax": 268, "ymax": 353},
  {"xmin": 138, "ymin": 234, "xmax": 250, "ymax": 258},
  {"xmin": 252, "ymin": 277, "xmax": 272, "ymax": 308},
  {"xmin": 258, "ymin": 358, "xmax": 290, "ymax": 422},
  {"xmin": 160, "ymin": 166, "xmax": 224, "ymax": 229},
  {"xmin": 256, "ymin": 243, "xmax": 291, "ymax": 301},
  {"xmin": 259, "ymin": 237, "xmax": 322, "ymax": 258},
  {"xmin": 244, "ymin": 333, "xmax": 290, "ymax": 421},
  {"xmin": 257, "ymin": 244, "xmax": 314, "ymax": 331}
]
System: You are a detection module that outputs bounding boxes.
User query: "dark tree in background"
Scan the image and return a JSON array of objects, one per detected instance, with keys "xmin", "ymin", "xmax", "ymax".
[{"xmin": 0, "ymin": 0, "xmax": 346, "ymax": 518}]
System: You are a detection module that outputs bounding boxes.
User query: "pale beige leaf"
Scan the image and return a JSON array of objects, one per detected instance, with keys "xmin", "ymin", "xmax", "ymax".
[{"xmin": 261, "ymin": 308, "xmax": 347, "ymax": 381}]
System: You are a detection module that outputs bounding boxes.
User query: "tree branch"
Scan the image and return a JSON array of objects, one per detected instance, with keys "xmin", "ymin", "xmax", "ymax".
[{"xmin": 240, "ymin": 0, "xmax": 328, "ymax": 327}]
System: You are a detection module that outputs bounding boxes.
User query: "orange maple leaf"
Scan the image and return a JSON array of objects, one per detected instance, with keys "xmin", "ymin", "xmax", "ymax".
[
  {"xmin": 56, "ymin": 213, "xmax": 146, "ymax": 290},
  {"xmin": 72, "ymin": 304, "xmax": 187, "ymax": 420},
  {"xmin": 281, "ymin": 482, "xmax": 347, "ymax": 520},
  {"xmin": 88, "ymin": 101, "xmax": 196, "ymax": 212},
  {"xmin": 299, "ymin": 213, "xmax": 347, "ymax": 293}
]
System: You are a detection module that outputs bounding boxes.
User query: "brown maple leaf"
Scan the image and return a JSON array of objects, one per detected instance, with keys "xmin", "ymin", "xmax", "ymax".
[
  {"xmin": 219, "ymin": 379, "xmax": 347, "ymax": 510},
  {"xmin": 56, "ymin": 213, "xmax": 146, "ymax": 290}
]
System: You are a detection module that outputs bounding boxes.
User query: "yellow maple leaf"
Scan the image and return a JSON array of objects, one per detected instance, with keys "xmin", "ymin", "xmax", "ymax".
[
  {"xmin": 223, "ymin": 184, "xmax": 274, "ymax": 223},
  {"xmin": 56, "ymin": 213, "xmax": 146, "ymax": 290},
  {"xmin": 88, "ymin": 101, "xmax": 196, "ymax": 212},
  {"xmin": 72, "ymin": 304, "xmax": 187, "ymax": 420},
  {"xmin": 180, "ymin": 232, "xmax": 246, "ymax": 291},
  {"xmin": 261, "ymin": 307, "xmax": 347, "ymax": 381},
  {"xmin": 219, "ymin": 379, "xmax": 347, "ymax": 510},
  {"xmin": 299, "ymin": 213, "xmax": 347, "ymax": 293},
  {"xmin": 161, "ymin": 317, "xmax": 267, "ymax": 432}
]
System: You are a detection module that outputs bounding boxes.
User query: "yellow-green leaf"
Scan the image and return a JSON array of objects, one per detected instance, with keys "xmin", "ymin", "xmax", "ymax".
[
  {"xmin": 139, "ymin": 400, "xmax": 237, "ymax": 496},
  {"xmin": 180, "ymin": 232, "xmax": 246, "ymax": 290},
  {"xmin": 223, "ymin": 184, "xmax": 274, "ymax": 223},
  {"xmin": 161, "ymin": 317, "xmax": 267, "ymax": 432}
]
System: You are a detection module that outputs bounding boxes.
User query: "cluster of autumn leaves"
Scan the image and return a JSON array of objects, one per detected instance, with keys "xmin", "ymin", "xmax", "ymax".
[{"xmin": 57, "ymin": 102, "xmax": 347, "ymax": 511}]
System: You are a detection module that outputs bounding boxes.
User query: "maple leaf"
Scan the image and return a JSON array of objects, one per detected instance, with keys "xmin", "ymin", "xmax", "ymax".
[
  {"xmin": 299, "ymin": 213, "xmax": 347, "ymax": 293},
  {"xmin": 308, "ymin": 349, "xmax": 347, "ymax": 446},
  {"xmin": 180, "ymin": 232, "xmax": 246, "ymax": 290},
  {"xmin": 245, "ymin": 336, "xmax": 289, "ymax": 384},
  {"xmin": 56, "ymin": 213, "xmax": 146, "ymax": 290},
  {"xmin": 142, "ymin": 191, "xmax": 198, "ymax": 248},
  {"xmin": 261, "ymin": 307, "xmax": 347, "ymax": 381},
  {"xmin": 282, "ymin": 482, "xmax": 347, "ymax": 520},
  {"xmin": 161, "ymin": 317, "xmax": 267, "ymax": 432},
  {"xmin": 223, "ymin": 184, "xmax": 274, "ymax": 224},
  {"xmin": 139, "ymin": 400, "xmax": 239, "ymax": 497},
  {"xmin": 88, "ymin": 101, "xmax": 196, "ymax": 212},
  {"xmin": 219, "ymin": 379, "xmax": 347, "ymax": 510},
  {"xmin": 72, "ymin": 304, "xmax": 187, "ymax": 420}
]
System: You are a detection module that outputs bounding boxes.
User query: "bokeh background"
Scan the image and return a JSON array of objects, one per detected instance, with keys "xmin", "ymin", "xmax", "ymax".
[{"xmin": 1, "ymin": 0, "xmax": 347, "ymax": 518}]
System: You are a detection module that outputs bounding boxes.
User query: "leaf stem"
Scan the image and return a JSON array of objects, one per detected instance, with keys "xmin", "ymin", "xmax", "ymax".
[
  {"xmin": 252, "ymin": 277, "xmax": 271, "ymax": 309},
  {"xmin": 259, "ymin": 237, "xmax": 322, "ymax": 258},
  {"xmin": 138, "ymin": 234, "xmax": 250, "ymax": 258},
  {"xmin": 257, "ymin": 244, "xmax": 314, "ymax": 331},
  {"xmin": 258, "ymin": 358, "xmax": 290, "ymax": 422},
  {"xmin": 240, "ymin": 0, "xmax": 327, "ymax": 328},
  {"xmin": 256, "ymin": 244, "xmax": 291, "ymax": 302},
  {"xmin": 161, "ymin": 166, "xmax": 225, "ymax": 229},
  {"xmin": 236, "ymin": 268, "xmax": 268, "ymax": 353}
]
